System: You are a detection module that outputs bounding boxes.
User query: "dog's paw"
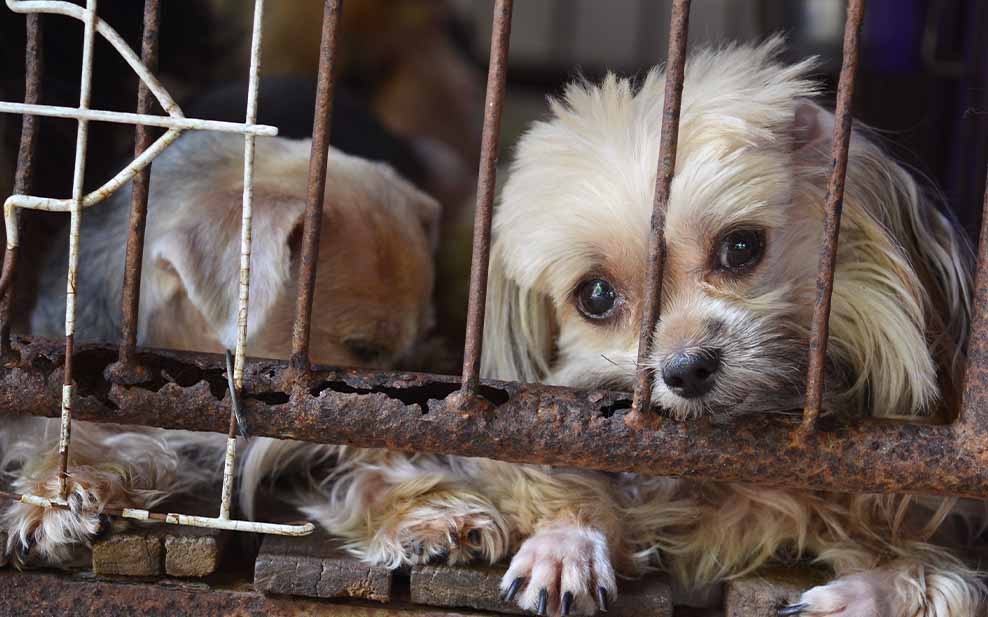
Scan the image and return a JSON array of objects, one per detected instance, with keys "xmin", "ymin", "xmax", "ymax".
[
  {"xmin": 500, "ymin": 525, "xmax": 617, "ymax": 616},
  {"xmin": 2, "ymin": 470, "xmax": 124, "ymax": 568},
  {"xmin": 779, "ymin": 570, "xmax": 893, "ymax": 617},
  {"xmin": 358, "ymin": 491, "xmax": 509, "ymax": 568}
]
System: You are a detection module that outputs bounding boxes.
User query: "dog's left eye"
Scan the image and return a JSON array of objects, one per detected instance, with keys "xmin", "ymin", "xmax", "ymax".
[
  {"xmin": 576, "ymin": 278, "xmax": 619, "ymax": 320},
  {"xmin": 717, "ymin": 229, "xmax": 764, "ymax": 272}
]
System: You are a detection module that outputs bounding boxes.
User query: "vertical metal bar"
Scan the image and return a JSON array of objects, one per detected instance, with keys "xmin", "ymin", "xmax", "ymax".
[
  {"xmin": 629, "ymin": 0, "xmax": 692, "ymax": 420},
  {"xmin": 0, "ymin": 13, "xmax": 43, "ymax": 355},
  {"xmin": 800, "ymin": 0, "xmax": 866, "ymax": 432},
  {"xmin": 290, "ymin": 0, "xmax": 343, "ymax": 374},
  {"xmin": 115, "ymin": 0, "xmax": 161, "ymax": 377},
  {"xmin": 458, "ymin": 0, "xmax": 513, "ymax": 400},
  {"xmin": 220, "ymin": 0, "xmax": 266, "ymax": 521},
  {"xmin": 957, "ymin": 164, "xmax": 988, "ymax": 429},
  {"xmin": 59, "ymin": 0, "xmax": 98, "ymax": 500}
]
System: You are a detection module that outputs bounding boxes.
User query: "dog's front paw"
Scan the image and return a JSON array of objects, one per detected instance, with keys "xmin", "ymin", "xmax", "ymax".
[
  {"xmin": 779, "ymin": 570, "xmax": 893, "ymax": 617},
  {"xmin": 358, "ymin": 491, "xmax": 509, "ymax": 568},
  {"xmin": 500, "ymin": 525, "xmax": 617, "ymax": 616},
  {"xmin": 2, "ymin": 469, "xmax": 125, "ymax": 567}
]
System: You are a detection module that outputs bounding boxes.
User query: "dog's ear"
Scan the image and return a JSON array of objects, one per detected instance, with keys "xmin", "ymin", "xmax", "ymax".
[
  {"xmin": 148, "ymin": 189, "xmax": 306, "ymax": 349},
  {"xmin": 791, "ymin": 99, "xmax": 835, "ymax": 158},
  {"xmin": 480, "ymin": 247, "xmax": 557, "ymax": 383},
  {"xmin": 791, "ymin": 104, "xmax": 973, "ymax": 418}
]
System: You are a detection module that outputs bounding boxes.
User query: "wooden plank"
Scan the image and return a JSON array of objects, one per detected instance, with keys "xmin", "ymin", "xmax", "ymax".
[
  {"xmin": 0, "ymin": 569, "xmax": 497, "ymax": 617},
  {"xmin": 91, "ymin": 527, "xmax": 163, "ymax": 577},
  {"xmin": 724, "ymin": 566, "xmax": 828, "ymax": 617},
  {"xmin": 164, "ymin": 526, "xmax": 227, "ymax": 578},
  {"xmin": 411, "ymin": 564, "xmax": 673, "ymax": 617},
  {"xmin": 254, "ymin": 531, "xmax": 392, "ymax": 603}
]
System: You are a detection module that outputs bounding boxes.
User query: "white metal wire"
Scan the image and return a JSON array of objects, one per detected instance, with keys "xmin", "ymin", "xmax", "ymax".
[{"xmin": 0, "ymin": 0, "xmax": 314, "ymax": 536}]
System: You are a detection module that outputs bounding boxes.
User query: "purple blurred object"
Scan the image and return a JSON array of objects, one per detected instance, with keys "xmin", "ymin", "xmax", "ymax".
[{"xmin": 862, "ymin": 0, "xmax": 927, "ymax": 73}]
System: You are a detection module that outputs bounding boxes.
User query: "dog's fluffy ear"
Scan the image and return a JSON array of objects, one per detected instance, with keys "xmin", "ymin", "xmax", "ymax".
[
  {"xmin": 791, "ymin": 99, "xmax": 835, "ymax": 156},
  {"xmin": 148, "ymin": 189, "xmax": 306, "ymax": 349},
  {"xmin": 791, "ymin": 100, "xmax": 973, "ymax": 417},
  {"xmin": 480, "ymin": 247, "xmax": 557, "ymax": 383}
]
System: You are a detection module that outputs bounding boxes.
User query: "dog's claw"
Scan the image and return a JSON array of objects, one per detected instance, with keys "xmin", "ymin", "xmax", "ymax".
[
  {"xmin": 535, "ymin": 588, "xmax": 548, "ymax": 616},
  {"xmin": 778, "ymin": 603, "xmax": 808, "ymax": 616},
  {"xmin": 467, "ymin": 528, "xmax": 481, "ymax": 544},
  {"xmin": 561, "ymin": 591, "xmax": 574, "ymax": 616},
  {"xmin": 596, "ymin": 586, "xmax": 609, "ymax": 612},
  {"xmin": 93, "ymin": 513, "xmax": 113, "ymax": 540},
  {"xmin": 428, "ymin": 548, "xmax": 449, "ymax": 564},
  {"xmin": 503, "ymin": 577, "xmax": 525, "ymax": 602},
  {"xmin": 18, "ymin": 535, "xmax": 35, "ymax": 560}
]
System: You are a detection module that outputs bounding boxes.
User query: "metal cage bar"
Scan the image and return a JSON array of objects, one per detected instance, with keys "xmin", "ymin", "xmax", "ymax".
[
  {"xmin": 0, "ymin": 0, "xmax": 986, "ymax": 514},
  {"xmin": 111, "ymin": 0, "xmax": 160, "ymax": 384},
  {"xmin": 458, "ymin": 0, "xmax": 513, "ymax": 402},
  {"xmin": 290, "ymin": 0, "xmax": 344, "ymax": 375},
  {"xmin": 630, "ymin": 0, "xmax": 691, "ymax": 420},
  {"xmin": 801, "ymin": 0, "xmax": 867, "ymax": 431}
]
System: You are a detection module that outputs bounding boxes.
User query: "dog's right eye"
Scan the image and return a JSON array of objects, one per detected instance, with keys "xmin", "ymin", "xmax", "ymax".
[{"xmin": 576, "ymin": 278, "xmax": 619, "ymax": 320}]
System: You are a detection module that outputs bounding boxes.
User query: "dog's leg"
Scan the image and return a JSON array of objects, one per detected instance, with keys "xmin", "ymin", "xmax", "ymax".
[
  {"xmin": 445, "ymin": 460, "xmax": 626, "ymax": 617},
  {"xmin": 781, "ymin": 560, "xmax": 985, "ymax": 617},
  {"xmin": 1, "ymin": 417, "xmax": 217, "ymax": 567},
  {"xmin": 241, "ymin": 440, "xmax": 510, "ymax": 569}
]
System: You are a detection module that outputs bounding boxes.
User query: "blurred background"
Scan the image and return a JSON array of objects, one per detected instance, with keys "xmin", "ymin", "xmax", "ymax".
[{"xmin": 0, "ymin": 0, "xmax": 986, "ymax": 372}]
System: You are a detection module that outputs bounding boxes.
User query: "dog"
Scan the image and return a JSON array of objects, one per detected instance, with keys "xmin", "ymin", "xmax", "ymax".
[
  {"xmin": 253, "ymin": 37, "xmax": 986, "ymax": 617},
  {"xmin": 1, "ymin": 129, "xmax": 440, "ymax": 566},
  {"xmin": 472, "ymin": 37, "xmax": 986, "ymax": 616}
]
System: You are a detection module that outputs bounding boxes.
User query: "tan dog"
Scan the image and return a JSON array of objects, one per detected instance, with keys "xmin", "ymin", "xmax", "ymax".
[{"xmin": 2, "ymin": 130, "xmax": 439, "ymax": 565}]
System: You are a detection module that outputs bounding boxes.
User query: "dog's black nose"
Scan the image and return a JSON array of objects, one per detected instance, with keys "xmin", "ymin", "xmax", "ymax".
[{"xmin": 661, "ymin": 351, "xmax": 720, "ymax": 398}]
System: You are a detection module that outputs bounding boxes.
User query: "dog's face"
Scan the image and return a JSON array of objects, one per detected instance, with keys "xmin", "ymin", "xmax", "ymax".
[
  {"xmin": 484, "ymin": 39, "xmax": 970, "ymax": 420},
  {"xmin": 141, "ymin": 134, "xmax": 439, "ymax": 369}
]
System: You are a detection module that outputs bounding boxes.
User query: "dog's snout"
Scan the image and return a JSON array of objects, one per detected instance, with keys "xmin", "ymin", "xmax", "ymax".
[
  {"xmin": 344, "ymin": 338, "xmax": 390, "ymax": 364},
  {"xmin": 661, "ymin": 351, "xmax": 721, "ymax": 399}
]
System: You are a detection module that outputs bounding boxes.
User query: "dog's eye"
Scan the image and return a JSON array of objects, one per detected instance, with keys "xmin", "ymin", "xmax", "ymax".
[
  {"xmin": 717, "ymin": 229, "xmax": 764, "ymax": 272},
  {"xmin": 576, "ymin": 278, "xmax": 618, "ymax": 320}
]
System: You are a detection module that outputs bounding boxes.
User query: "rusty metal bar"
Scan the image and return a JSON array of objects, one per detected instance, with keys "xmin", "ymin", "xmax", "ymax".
[
  {"xmin": 57, "ymin": 0, "xmax": 99, "ymax": 500},
  {"xmin": 801, "ymin": 0, "xmax": 867, "ymax": 431},
  {"xmin": 457, "ymin": 0, "xmax": 513, "ymax": 402},
  {"xmin": 958, "ymin": 165, "xmax": 988, "ymax": 430},
  {"xmin": 4, "ymin": 336, "xmax": 987, "ymax": 498},
  {"xmin": 112, "ymin": 0, "xmax": 160, "ymax": 383},
  {"xmin": 630, "ymin": 0, "xmax": 691, "ymax": 420},
  {"xmin": 0, "ymin": 12, "xmax": 43, "ymax": 355},
  {"xmin": 290, "ymin": 0, "xmax": 344, "ymax": 375}
]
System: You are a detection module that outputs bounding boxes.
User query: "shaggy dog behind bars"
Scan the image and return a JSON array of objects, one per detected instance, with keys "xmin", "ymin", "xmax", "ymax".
[
  {"xmin": 0, "ymin": 130, "xmax": 440, "ymax": 566},
  {"xmin": 471, "ymin": 37, "xmax": 986, "ymax": 616},
  {"xmin": 235, "ymin": 38, "xmax": 987, "ymax": 617}
]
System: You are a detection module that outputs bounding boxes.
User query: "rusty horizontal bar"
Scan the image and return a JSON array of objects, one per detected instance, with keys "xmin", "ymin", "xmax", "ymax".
[
  {"xmin": 2, "ymin": 336, "xmax": 987, "ymax": 498},
  {"xmin": 801, "ymin": 0, "xmax": 867, "ymax": 431},
  {"xmin": 631, "ymin": 0, "xmax": 691, "ymax": 419}
]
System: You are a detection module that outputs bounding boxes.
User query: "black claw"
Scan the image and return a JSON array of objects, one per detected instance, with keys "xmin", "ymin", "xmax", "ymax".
[
  {"xmin": 93, "ymin": 513, "xmax": 112, "ymax": 540},
  {"xmin": 596, "ymin": 586, "xmax": 609, "ymax": 612},
  {"xmin": 414, "ymin": 542, "xmax": 425, "ymax": 557},
  {"xmin": 503, "ymin": 577, "xmax": 525, "ymax": 602},
  {"xmin": 428, "ymin": 549, "xmax": 449, "ymax": 564},
  {"xmin": 536, "ymin": 588, "xmax": 548, "ymax": 616},
  {"xmin": 561, "ymin": 591, "xmax": 574, "ymax": 616},
  {"xmin": 68, "ymin": 492, "xmax": 83, "ymax": 512},
  {"xmin": 18, "ymin": 535, "xmax": 35, "ymax": 560},
  {"xmin": 778, "ymin": 603, "xmax": 809, "ymax": 616},
  {"xmin": 467, "ymin": 529, "xmax": 481, "ymax": 544}
]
